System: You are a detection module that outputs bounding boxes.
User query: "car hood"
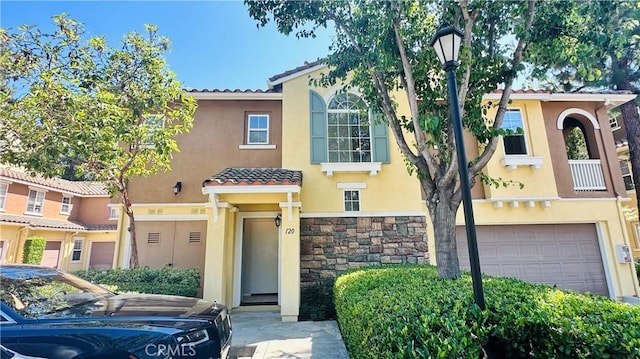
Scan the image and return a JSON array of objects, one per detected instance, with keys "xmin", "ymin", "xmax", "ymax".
[{"xmin": 40, "ymin": 293, "xmax": 227, "ymax": 324}]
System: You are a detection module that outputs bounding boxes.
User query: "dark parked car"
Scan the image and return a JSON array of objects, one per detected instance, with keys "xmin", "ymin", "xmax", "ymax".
[{"xmin": 0, "ymin": 265, "xmax": 231, "ymax": 359}]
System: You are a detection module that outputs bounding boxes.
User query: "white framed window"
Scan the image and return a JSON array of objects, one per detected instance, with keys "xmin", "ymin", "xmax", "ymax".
[
  {"xmin": 610, "ymin": 116, "xmax": 621, "ymax": 131},
  {"xmin": 634, "ymin": 223, "xmax": 640, "ymax": 249},
  {"xmin": 620, "ymin": 159, "xmax": 634, "ymax": 191},
  {"xmin": 247, "ymin": 114, "xmax": 269, "ymax": 144},
  {"xmin": 139, "ymin": 114, "xmax": 165, "ymax": 149},
  {"xmin": 108, "ymin": 207, "xmax": 118, "ymax": 220},
  {"xmin": 502, "ymin": 109, "xmax": 528, "ymax": 155},
  {"xmin": 344, "ymin": 190, "xmax": 361, "ymax": 212},
  {"xmin": 25, "ymin": 189, "xmax": 46, "ymax": 215},
  {"xmin": 71, "ymin": 238, "xmax": 84, "ymax": 262},
  {"xmin": 327, "ymin": 93, "xmax": 372, "ymax": 163},
  {"xmin": 60, "ymin": 196, "xmax": 72, "ymax": 214},
  {"xmin": 0, "ymin": 182, "xmax": 8, "ymax": 211}
]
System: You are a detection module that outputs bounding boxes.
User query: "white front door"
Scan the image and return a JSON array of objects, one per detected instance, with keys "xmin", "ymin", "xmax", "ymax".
[{"xmin": 244, "ymin": 219, "xmax": 278, "ymax": 294}]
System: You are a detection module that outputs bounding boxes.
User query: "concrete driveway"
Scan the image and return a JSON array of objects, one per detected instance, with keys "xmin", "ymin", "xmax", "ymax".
[{"xmin": 229, "ymin": 310, "xmax": 349, "ymax": 359}]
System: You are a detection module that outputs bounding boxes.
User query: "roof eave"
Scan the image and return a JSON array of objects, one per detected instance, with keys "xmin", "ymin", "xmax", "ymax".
[
  {"xmin": 267, "ymin": 63, "xmax": 328, "ymax": 88},
  {"xmin": 482, "ymin": 92, "xmax": 637, "ymax": 109},
  {"xmin": 202, "ymin": 184, "xmax": 301, "ymax": 195},
  {"xmin": 0, "ymin": 175, "xmax": 110, "ymax": 197},
  {"xmin": 185, "ymin": 91, "xmax": 283, "ymax": 101}
]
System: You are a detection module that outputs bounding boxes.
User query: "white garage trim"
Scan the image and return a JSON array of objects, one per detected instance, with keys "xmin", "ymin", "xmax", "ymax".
[{"xmin": 595, "ymin": 222, "xmax": 616, "ymax": 299}]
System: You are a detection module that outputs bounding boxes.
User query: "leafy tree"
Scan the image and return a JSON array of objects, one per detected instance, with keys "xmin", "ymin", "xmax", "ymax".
[
  {"xmin": 0, "ymin": 15, "xmax": 196, "ymax": 268},
  {"xmin": 528, "ymin": 0, "xmax": 640, "ymax": 204},
  {"xmin": 565, "ymin": 127, "xmax": 589, "ymax": 160},
  {"xmin": 246, "ymin": 0, "xmax": 538, "ymax": 278}
]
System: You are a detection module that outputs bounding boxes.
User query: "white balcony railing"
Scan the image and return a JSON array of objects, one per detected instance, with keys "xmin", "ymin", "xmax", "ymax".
[{"xmin": 568, "ymin": 159, "xmax": 606, "ymax": 191}]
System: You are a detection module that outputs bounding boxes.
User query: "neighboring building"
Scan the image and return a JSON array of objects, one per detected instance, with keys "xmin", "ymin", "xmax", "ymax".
[
  {"xmin": 116, "ymin": 62, "xmax": 640, "ymax": 321},
  {"xmin": 612, "ymin": 108, "xmax": 640, "ymax": 258},
  {"xmin": 0, "ymin": 165, "xmax": 118, "ymax": 271}
]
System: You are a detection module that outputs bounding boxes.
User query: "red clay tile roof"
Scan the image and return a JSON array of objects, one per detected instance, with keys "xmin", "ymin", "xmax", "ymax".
[
  {"xmin": 0, "ymin": 165, "xmax": 109, "ymax": 196},
  {"xmin": 0, "ymin": 214, "xmax": 116, "ymax": 231},
  {"xmin": 268, "ymin": 60, "xmax": 324, "ymax": 83},
  {"xmin": 203, "ymin": 168, "xmax": 303, "ymax": 186},
  {"xmin": 185, "ymin": 88, "xmax": 281, "ymax": 94},
  {"xmin": 490, "ymin": 89, "xmax": 634, "ymax": 95}
]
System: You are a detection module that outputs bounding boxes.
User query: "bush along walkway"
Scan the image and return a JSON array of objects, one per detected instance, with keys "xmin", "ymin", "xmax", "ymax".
[
  {"xmin": 334, "ymin": 265, "xmax": 640, "ymax": 359},
  {"xmin": 74, "ymin": 267, "xmax": 200, "ymax": 297}
]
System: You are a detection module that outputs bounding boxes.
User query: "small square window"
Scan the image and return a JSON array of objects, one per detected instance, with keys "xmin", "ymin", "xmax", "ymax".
[
  {"xmin": 61, "ymin": 196, "xmax": 72, "ymax": 214},
  {"xmin": 247, "ymin": 114, "xmax": 269, "ymax": 144},
  {"xmin": 502, "ymin": 110, "xmax": 528, "ymax": 155},
  {"xmin": 72, "ymin": 238, "xmax": 84, "ymax": 262},
  {"xmin": 344, "ymin": 190, "xmax": 360, "ymax": 212},
  {"xmin": 610, "ymin": 117, "xmax": 621, "ymax": 130}
]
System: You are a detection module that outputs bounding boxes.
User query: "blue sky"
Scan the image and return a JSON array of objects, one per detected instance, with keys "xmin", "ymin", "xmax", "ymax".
[{"xmin": 0, "ymin": 1, "xmax": 334, "ymax": 90}]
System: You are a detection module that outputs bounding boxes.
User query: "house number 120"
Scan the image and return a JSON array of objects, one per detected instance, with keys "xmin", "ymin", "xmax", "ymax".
[{"xmin": 285, "ymin": 228, "xmax": 295, "ymax": 234}]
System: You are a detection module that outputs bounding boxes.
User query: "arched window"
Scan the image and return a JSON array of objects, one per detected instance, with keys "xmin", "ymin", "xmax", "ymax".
[{"xmin": 327, "ymin": 93, "xmax": 371, "ymax": 163}]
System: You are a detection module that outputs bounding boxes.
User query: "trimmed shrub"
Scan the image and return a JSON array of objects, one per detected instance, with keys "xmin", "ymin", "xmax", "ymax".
[
  {"xmin": 22, "ymin": 236, "xmax": 46, "ymax": 264},
  {"xmin": 334, "ymin": 265, "xmax": 640, "ymax": 359},
  {"xmin": 299, "ymin": 280, "xmax": 336, "ymax": 321},
  {"xmin": 74, "ymin": 266, "xmax": 200, "ymax": 297}
]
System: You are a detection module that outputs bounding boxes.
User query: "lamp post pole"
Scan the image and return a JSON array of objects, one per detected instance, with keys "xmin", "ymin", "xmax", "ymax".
[
  {"xmin": 445, "ymin": 66, "xmax": 486, "ymax": 310},
  {"xmin": 431, "ymin": 23, "xmax": 486, "ymax": 310}
]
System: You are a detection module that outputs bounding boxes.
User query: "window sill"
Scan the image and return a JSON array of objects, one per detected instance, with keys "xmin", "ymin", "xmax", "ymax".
[
  {"xmin": 24, "ymin": 212, "xmax": 43, "ymax": 217},
  {"xmin": 239, "ymin": 144, "xmax": 276, "ymax": 150},
  {"xmin": 60, "ymin": 211, "xmax": 71, "ymax": 215},
  {"xmin": 321, "ymin": 162, "xmax": 382, "ymax": 177},
  {"xmin": 501, "ymin": 156, "xmax": 543, "ymax": 170}
]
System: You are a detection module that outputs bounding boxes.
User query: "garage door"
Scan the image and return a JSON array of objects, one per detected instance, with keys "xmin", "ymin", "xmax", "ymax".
[
  {"xmin": 40, "ymin": 241, "xmax": 61, "ymax": 268},
  {"xmin": 456, "ymin": 224, "xmax": 608, "ymax": 295},
  {"xmin": 89, "ymin": 242, "xmax": 116, "ymax": 270}
]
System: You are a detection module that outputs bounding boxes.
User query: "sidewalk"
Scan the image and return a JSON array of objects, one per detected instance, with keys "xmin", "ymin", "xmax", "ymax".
[{"xmin": 229, "ymin": 310, "xmax": 350, "ymax": 359}]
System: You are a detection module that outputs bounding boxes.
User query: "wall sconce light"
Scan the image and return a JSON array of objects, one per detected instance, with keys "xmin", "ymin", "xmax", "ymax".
[
  {"xmin": 274, "ymin": 214, "xmax": 282, "ymax": 228},
  {"xmin": 173, "ymin": 181, "xmax": 182, "ymax": 195}
]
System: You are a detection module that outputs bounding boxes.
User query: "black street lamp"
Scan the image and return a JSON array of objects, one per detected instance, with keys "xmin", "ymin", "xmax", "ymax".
[{"xmin": 430, "ymin": 23, "xmax": 486, "ymax": 310}]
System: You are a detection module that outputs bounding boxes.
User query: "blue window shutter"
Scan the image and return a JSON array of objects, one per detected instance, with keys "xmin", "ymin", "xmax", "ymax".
[
  {"xmin": 372, "ymin": 113, "xmax": 390, "ymax": 163},
  {"xmin": 310, "ymin": 90, "xmax": 327, "ymax": 163}
]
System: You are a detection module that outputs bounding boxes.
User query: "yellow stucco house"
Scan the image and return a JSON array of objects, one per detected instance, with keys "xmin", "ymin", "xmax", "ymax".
[
  {"xmin": 0, "ymin": 165, "xmax": 118, "ymax": 271},
  {"xmin": 114, "ymin": 62, "xmax": 639, "ymax": 321},
  {"xmin": 612, "ymin": 110, "xmax": 640, "ymax": 259}
]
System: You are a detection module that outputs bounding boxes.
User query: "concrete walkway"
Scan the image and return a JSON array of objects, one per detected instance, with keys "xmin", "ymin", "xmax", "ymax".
[{"xmin": 229, "ymin": 310, "xmax": 350, "ymax": 359}]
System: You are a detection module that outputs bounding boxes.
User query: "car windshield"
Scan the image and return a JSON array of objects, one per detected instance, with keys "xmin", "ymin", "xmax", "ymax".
[{"xmin": 0, "ymin": 266, "xmax": 113, "ymax": 319}]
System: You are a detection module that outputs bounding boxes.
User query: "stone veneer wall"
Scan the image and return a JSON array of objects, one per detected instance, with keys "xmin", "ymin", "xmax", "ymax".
[{"xmin": 300, "ymin": 216, "xmax": 429, "ymax": 287}]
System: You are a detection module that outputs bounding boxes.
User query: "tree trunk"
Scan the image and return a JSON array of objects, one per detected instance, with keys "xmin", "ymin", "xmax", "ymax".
[
  {"xmin": 620, "ymin": 100, "xmax": 640, "ymax": 213},
  {"xmin": 616, "ymin": 74, "xmax": 640, "ymax": 214},
  {"xmin": 126, "ymin": 208, "xmax": 139, "ymax": 268},
  {"xmin": 427, "ymin": 187, "xmax": 462, "ymax": 279},
  {"xmin": 120, "ymin": 188, "xmax": 139, "ymax": 268}
]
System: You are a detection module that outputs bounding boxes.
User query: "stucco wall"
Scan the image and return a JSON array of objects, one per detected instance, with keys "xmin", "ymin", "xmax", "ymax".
[
  {"xmin": 541, "ymin": 102, "xmax": 627, "ymax": 198},
  {"xmin": 127, "ymin": 99, "xmax": 283, "ymax": 204}
]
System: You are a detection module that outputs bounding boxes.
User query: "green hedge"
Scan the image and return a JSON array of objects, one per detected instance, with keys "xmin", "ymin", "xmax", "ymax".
[
  {"xmin": 334, "ymin": 265, "xmax": 640, "ymax": 359},
  {"xmin": 74, "ymin": 266, "xmax": 200, "ymax": 297},
  {"xmin": 22, "ymin": 236, "xmax": 46, "ymax": 264}
]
